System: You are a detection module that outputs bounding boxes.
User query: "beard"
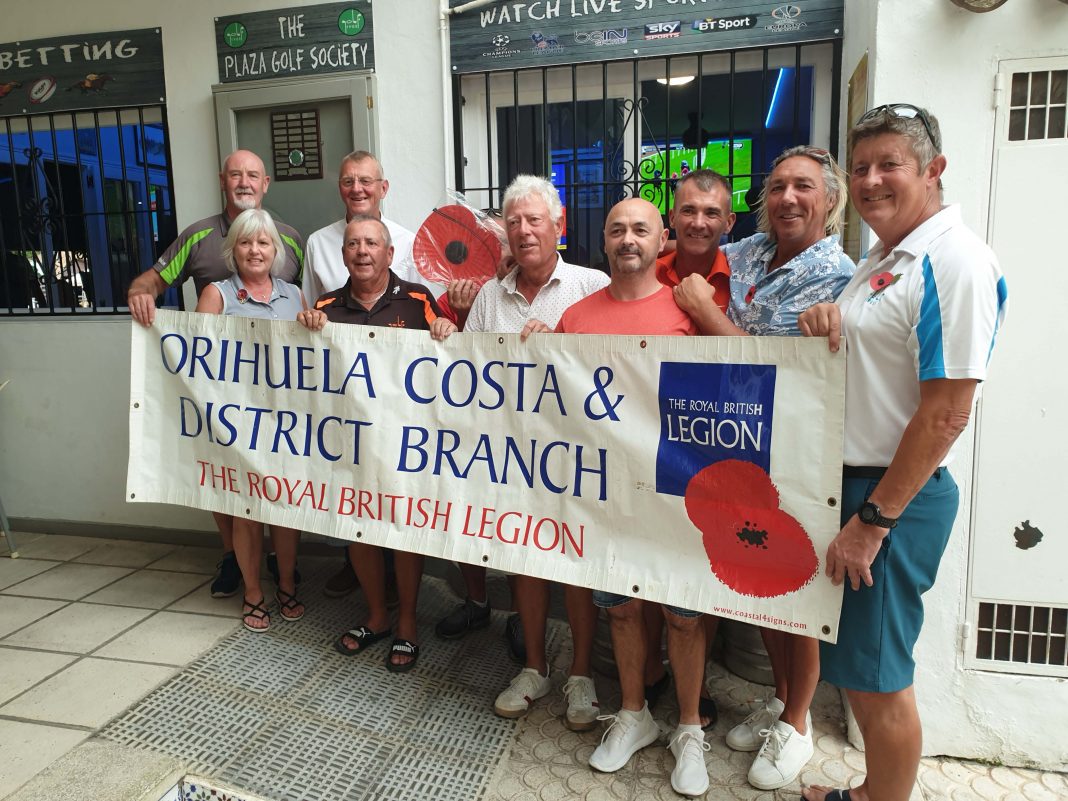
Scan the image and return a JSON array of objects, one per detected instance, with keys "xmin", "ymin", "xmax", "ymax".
[{"xmin": 231, "ymin": 194, "xmax": 258, "ymax": 211}]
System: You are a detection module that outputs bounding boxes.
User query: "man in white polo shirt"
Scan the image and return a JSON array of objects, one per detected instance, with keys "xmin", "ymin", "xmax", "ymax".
[{"xmin": 436, "ymin": 174, "xmax": 609, "ymax": 733}]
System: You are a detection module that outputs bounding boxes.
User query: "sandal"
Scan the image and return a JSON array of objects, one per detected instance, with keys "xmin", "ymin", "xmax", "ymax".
[
  {"xmin": 334, "ymin": 625, "xmax": 391, "ymax": 656},
  {"xmin": 242, "ymin": 597, "xmax": 271, "ymax": 633},
  {"xmin": 385, "ymin": 638, "xmax": 420, "ymax": 673},
  {"xmin": 699, "ymin": 695, "xmax": 718, "ymax": 730},
  {"xmin": 275, "ymin": 588, "xmax": 305, "ymax": 622}
]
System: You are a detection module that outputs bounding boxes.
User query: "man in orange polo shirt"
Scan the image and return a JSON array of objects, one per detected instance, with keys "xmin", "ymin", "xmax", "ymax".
[
  {"xmin": 648, "ymin": 167, "xmax": 736, "ymax": 727},
  {"xmin": 656, "ymin": 169, "xmax": 736, "ymax": 312}
]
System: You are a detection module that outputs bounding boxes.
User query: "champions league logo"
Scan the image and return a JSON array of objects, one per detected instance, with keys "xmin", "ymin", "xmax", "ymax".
[{"xmin": 482, "ymin": 33, "xmax": 520, "ymax": 59}]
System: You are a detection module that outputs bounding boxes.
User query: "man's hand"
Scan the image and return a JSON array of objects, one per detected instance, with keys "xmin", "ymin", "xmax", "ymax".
[
  {"xmin": 519, "ymin": 318, "xmax": 551, "ymax": 341},
  {"xmin": 672, "ymin": 274, "xmax": 717, "ymax": 317},
  {"xmin": 446, "ymin": 279, "xmax": 479, "ymax": 315},
  {"xmin": 798, "ymin": 302, "xmax": 842, "ymax": 352},
  {"xmin": 430, "ymin": 317, "xmax": 458, "ymax": 341},
  {"xmin": 825, "ymin": 514, "xmax": 888, "ymax": 591},
  {"xmin": 128, "ymin": 293, "xmax": 158, "ymax": 327},
  {"xmin": 297, "ymin": 309, "xmax": 328, "ymax": 331}
]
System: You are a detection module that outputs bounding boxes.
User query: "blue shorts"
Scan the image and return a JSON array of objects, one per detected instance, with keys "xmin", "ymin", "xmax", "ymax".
[
  {"xmin": 593, "ymin": 590, "xmax": 702, "ymax": 619},
  {"xmin": 820, "ymin": 469, "xmax": 959, "ymax": 693}
]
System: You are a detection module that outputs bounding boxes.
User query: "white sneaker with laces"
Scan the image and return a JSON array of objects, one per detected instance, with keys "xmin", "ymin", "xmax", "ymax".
[
  {"xmin": 747, "ymin": 719, "xmax": 814, "ymax": 790},
  {"xmin": 493, "ymin": 668, "xmax": 551, "ymax": 718},
  {"xmin": 588, "ymin": 703, "xmax": 659, "ymax": 773},
  {"xmin": 726, "ymin": 696, "xmax": 785, "ymax": 751},
  {"xmin": 669, "ymin": 724, "xmax": 711, "ymax": 797},
  {"xmin": 562, "ymin": 675, "xmax": 599, "ymax": 731}
]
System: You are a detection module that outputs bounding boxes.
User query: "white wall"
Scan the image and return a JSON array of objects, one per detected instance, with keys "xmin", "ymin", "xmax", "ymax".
[
  {"xmin": 860, "ymin": 0, "xmax": 1068, "ymax": 771},
  {"xmin": 1, "ymin": 0, "xmax": 447, "ymax": 533}
]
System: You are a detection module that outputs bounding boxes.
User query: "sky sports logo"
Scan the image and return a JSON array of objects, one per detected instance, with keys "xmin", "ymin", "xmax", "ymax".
[
  {"xmin": 644, "ymin": 21, "xmax": 681, "ymax": 39},
  {"xmin": 692, "ymin": 15, "xmax": 759, "ymax": 33}
]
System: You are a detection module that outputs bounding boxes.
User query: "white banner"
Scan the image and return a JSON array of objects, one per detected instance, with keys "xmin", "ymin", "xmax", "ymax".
[{"xmin": 128, "ymin": 309, "xmax": 846, "ymax": 641}]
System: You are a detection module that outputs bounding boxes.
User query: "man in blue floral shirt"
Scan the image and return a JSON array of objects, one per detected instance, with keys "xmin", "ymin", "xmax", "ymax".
[{"xmin": 672, "ymin": 145, "xmax": 855, "ymax": 793}]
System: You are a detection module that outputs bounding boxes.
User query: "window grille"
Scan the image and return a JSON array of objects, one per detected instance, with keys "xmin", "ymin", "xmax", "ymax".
[
  {"xmin": 1008, "ymin": 70, "xmax": 1068, "ymax": 141},
  {"xmin": 974, "ymin": 602, "xmax": 1068, "ymax": 675},
  {"xmin": 451, "ymin": 41, "xmax": 842, "ymax": 270},
  {"xmin": 0, "ymin": 105, "xmax": 177, "ymax": 315}
]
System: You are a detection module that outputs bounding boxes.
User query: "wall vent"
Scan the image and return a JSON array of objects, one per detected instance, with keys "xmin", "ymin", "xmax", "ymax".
[
  {"xmin": 1008, "ymin": 70, "xmax": 1067, "ymax": 141},
  {"xmin": 973, "ymin": 602, "xmax": 1068, "ymax": 676}
]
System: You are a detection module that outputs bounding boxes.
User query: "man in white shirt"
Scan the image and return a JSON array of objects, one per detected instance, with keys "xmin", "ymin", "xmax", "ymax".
[{"xmin": 302, "ymin": 150, "xmax": 442, "ymax": 303}]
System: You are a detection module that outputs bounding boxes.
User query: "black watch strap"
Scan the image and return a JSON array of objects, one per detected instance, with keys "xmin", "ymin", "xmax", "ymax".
[{"xmin": 859, "ymin": 500, "xmax": 898, "ymax": 529}]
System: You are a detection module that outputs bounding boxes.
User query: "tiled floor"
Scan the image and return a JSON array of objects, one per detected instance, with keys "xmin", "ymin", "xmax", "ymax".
[
  {"xmin": 0, "ymin": 532, "xmax": 239, "ymax": 799},
  {"xmin": 1, "ymin": 530, "xmax": 1066, "ymax": 801}
]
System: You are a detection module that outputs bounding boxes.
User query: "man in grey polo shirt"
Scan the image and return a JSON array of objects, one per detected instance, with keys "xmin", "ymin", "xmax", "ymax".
[{"xmin": 436, "ymin": 174, "xmax": 609, "ymax": 732}]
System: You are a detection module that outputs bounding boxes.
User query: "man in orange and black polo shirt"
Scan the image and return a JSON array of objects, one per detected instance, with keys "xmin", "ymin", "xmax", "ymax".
[
  {"xmin": 656, "ymin": 169, "xmax": 736, "ymax": 313},
  {"xmin": 298, "ymin": 214, "xmax": 455, "ymax": 674}
]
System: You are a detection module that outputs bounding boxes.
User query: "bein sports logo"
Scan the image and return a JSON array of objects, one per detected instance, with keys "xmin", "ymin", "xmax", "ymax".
[
  {"xmin": 644, "ymin": 21, "xmax": 682, "ymax": 39},
  {"xmin": 574, "ymin": 29, "xmax": 629, "ymax": 46},
  {"xmin": 766, "ymin": 4, "xmax": 807, "ymax": 32}
]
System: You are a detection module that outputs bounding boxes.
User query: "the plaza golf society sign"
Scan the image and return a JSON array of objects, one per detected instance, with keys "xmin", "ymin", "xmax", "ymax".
[
  {"xmin": 215, "ymin": 1, "xmax": 374, "ymax": 82},
  {"xmin": 128, "ymin": 310, "xmax": 846, "ymax": 641}
]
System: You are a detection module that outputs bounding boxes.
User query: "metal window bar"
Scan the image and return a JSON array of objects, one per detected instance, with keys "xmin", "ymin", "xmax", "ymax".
[
  {"xmin": 453, "ymin": 41, "xmax": 841, "ymax": 268},
  {"xmin": 0, "ymin": 104, "xmax": 177, "ymax": 316},
  {"xmin": 1009, "ymin": 70, "xmax": 1068, "ymax": 142},
  {"xmin": 975, "ymin": 601, "xmax": 1068, "ymax": 667}
]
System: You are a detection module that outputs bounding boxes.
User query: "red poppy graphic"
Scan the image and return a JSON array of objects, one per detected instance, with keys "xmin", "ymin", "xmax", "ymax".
[
  {"xmin": 236, "ymin": 288, "xmax": 249, "ymax": 302},
  {"xmin": 684, "ymin": 460, "xmax": 818, "ymax": 598},
  {"xmin": 869, "ymin": 272, "xmax": 894, "ymax": 292},
  {"xmin": 745, "ymin": 285, "xmax": 757, "ymax": 304}
]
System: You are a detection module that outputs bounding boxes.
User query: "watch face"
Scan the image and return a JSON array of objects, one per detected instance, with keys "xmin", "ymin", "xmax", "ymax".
[{"xmin": 859, "ymin": 502, "xmax": 877, "ymax": 524}]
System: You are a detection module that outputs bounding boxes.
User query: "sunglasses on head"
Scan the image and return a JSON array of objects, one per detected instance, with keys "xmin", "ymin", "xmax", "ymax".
[{"xmin": 858, "ymin": 104, "xmax": 939, "ymax": 151}]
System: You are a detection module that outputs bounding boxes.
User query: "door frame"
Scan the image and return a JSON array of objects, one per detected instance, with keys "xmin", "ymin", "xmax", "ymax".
[{"xmin": 212, "ymin": 73, "xmax": 378, "ymax": 171}]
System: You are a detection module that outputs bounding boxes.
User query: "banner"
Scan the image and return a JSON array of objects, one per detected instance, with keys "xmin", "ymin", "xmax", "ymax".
[
  {"xmin": 128, "ymin": 310, "xmax": 846, "ymax": 641},
  {"xmin": 448, "ymin": 1, "xmax": 844, "ymax": 74}
]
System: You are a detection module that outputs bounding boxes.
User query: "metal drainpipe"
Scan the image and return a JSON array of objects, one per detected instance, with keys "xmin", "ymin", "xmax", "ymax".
[{"xmin": 439, "ymin": 0, "xmax": 455, "ymax": 190}]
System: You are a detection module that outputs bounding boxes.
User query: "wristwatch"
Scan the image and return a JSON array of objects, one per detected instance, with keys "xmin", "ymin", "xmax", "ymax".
[{"xmin": 858, "ymin": 500, "xmax": 898, "ymax": 529}]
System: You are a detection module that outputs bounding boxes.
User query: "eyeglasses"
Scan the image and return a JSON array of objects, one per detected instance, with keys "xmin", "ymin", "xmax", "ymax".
[
  {"xmin": 340, "ymin": 176, "xmax": 383, "ymax": 189},
  {"xmin": 858, "ymin": 104, "xmax": 940, "ymax": 151}
]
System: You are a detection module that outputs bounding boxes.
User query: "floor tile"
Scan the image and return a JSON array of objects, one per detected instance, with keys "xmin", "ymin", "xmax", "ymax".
[
  {"xmin": 166, "ymin": 579, "xmax": 273, "ymax": 617},
  {"xmin": 4, "ymin": 602, "xmax": 152, "ymax": 653},
  {"xmin": 0, "ymin": 719, "xmax": 87, "ymax": 798},
  {"xmin": 96, "ymin": 611, "xmax": 239, "ymax": 666},
  {"xmin": 0, "ymin": 595, "xmax": 67, "ymax": 638},
  {"xmin": 73, "ymin": 540, "xmax": 177, "ymax": 568},
  {"xmin": 10, "ymin": 534, "xmax": 106, "ymax": 562},
  {"xmin": 0, "ymin": 657, "xmax": 175, "ymax": 728},
  {"xmin": 146, "ymin": 545, "xmax": 221, "ymax": 575},
  {"xmin": 3, "ymin": 562, "xmax": 133, "ymax": 601},
  {"xmin": 0, "ymin": 557, "xmax": 60, "ymax": 591},
  {"xmin": 82, "ymin": 570, "xmax": 209, "ymax": 609},
  {"xmin": 0, "ymin": 646, "xmax": 78, "ymax": 704}
]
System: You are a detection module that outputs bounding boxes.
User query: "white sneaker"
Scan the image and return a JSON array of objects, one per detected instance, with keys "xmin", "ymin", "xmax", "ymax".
[
  {"xmin": 588, "ymin": 703, "xmax": 659, "ymax": 773},
  {"xmin": 493, "ymin": 668, "xmax": 551, "ymax": 718},
  {"xmin": 669, "ymin": 724, "xmax": 711, "ymax": 797},
  {"xmin": 563, "ymin": 675, "xmax": 599, "ymax": 731},
  {"xmin": 747, "ymin": 719, "xmax": 814, "ymax": 790},
  {"xmin": 726, "ymin": 696, "xmax": 785, "ymax": 751}
]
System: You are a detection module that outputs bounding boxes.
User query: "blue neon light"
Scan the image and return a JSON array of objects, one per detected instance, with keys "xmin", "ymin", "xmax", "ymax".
[{"xmin": 765, "ymin": 68, "xmax": 785, "ymax": 128}]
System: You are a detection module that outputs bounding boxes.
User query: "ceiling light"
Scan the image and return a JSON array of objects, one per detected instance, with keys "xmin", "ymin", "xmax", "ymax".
[{"xmin": 656, "ymin": 75, "xmax": 695, "ymax": 86}]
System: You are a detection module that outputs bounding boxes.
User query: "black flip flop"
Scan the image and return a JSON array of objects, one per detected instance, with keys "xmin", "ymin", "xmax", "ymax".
[
  {"xmin": 334, "ymin": 625, "xmax": 391, "ymax": 656},
  {"xmin": 817, "ymin": 790, "xmax": 852, "ymax": 801},
  {"xmin": 386, "ymin": 638, "xmax": 420, "ymax": 673},
  {"xmin": 242, "ymin": 597, "xmax": 271, "ymax": 633}
]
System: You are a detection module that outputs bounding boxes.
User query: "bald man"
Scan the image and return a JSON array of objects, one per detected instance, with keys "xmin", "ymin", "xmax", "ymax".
[
  {"xmin": 127, "ymin": 149, "xmax": 304, "ymax": 325},
  {"xmin": 552, "ymin": 199, "xmax": 710, "ymax": 797}
]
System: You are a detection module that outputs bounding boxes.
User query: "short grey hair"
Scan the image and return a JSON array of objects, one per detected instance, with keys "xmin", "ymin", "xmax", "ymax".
[
  {"xmin": 340, "ymin": 150, "xmax": 383, "ymax": 178},
  {"xmin": 501, "ymin": 174, "xmax": 563, "ymax": 225},
  {"xmin": 345, "ymin": 214, "xmax": 392, "ymax": 249},
  {"xmin": 222, "ymin": 208, "xmax": 286, "ymax": 276},
  {"xmin": 756, "ymin": 145, "xmax": 849, "ymax": 241},
  {"xmin": 849, "ymin": 106, "xmax": 942, "ymax": 172}
]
